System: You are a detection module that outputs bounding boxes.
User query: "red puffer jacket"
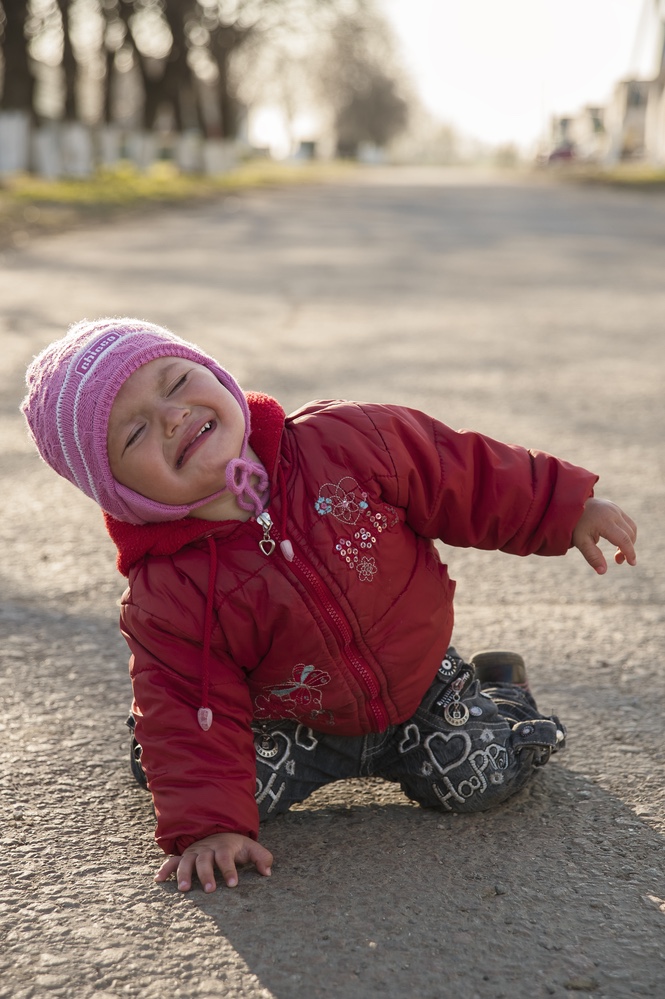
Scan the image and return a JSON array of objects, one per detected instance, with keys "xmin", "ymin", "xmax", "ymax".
[{"xmin": 106, "ymin": 394, "xmax": 597, "ymax": 854}]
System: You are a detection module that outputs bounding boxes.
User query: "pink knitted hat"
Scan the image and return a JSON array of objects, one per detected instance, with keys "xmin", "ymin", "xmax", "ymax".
[{"xmin": 21, "ymin": 318, "xmax": 268, "ymax": 524}]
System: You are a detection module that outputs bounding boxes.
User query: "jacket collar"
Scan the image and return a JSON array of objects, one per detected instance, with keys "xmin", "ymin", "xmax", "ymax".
[{"xmin": 105, "ymin": 392, "xmax": 286, "ymax": 577}]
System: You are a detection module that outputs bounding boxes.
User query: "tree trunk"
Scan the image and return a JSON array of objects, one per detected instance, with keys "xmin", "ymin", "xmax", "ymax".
[
  {"xmin": 102, "ymin": 44, "xmax": 114, "ymax": 125},
  {"xmin": 117, "ymin": 0, "xmax": 201, "ymax": 133},
  {"xmin": 115, "ymin": 0, "xmax": 159, "ymax": 131},
  {"xmin": 209, "ymin": 23, "xmax": 244, "ymax": 139},
  {"xmin": 54, "ymin": 0, "xmax": 77, "ymax": 120},
  {"xmin": 0, "ymin": 0, "xmax": 35, "ymax": 112},
  {"xmin": 161, "ymin": 0, "xmax": 202, "ymax": 132}
]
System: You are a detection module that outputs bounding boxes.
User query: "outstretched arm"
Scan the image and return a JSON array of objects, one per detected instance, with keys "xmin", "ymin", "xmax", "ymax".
[
  {"xmin": 155, "ymin": 832, "xmax": 273, "ymax": 892},
  {"xmin": 572, "ymin": 497, "xmax": 637, "ymax": 574}
]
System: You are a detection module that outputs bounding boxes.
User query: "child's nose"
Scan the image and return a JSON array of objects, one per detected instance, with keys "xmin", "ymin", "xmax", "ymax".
[{"xmin": 161, "ymin": 402, "xmax": 191, "ymax": 435}]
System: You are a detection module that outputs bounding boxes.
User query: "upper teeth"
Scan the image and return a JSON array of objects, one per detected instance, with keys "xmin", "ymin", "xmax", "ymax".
[{"xmin": 196, "ymin": 422, "xmax": 211, "ymax": 438}]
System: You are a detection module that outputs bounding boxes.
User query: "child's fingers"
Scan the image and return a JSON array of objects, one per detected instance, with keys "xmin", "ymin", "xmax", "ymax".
[
  {"xmin": 614, "ymin": 538, "xmax": 636, "ymax": 565},
  {"xmin": 214, "ymin": 848, "xmax": 239, "ymax": 888},
  {"xmin": 175, "ymin": 853, "xmax": 197, "ymax": 891},
  {"xmin": 245, "ymin": 841, "xmax": 273, "ymax": 877},
  {"xmin": 211, "ymin": 841, "xmax": 273, "ymax": 888},
  {"xmin": 577, "ymin": 538, "xmax": 608, "ymax": 575},
  {"xmin": 604, "ymin": 520, "xmax": 637, "ymax": 566},
  {"xmin": 574, "ymin": 499, "xmax": 637, "ymax": 573},
  {"xmin": 155, "ymin": 837, "xmax": 273, "ymax": 892},
  {"xmin": 154, "ymin": 855, "xmax": 181, "ymax": 883},
  {"xmin": 194, "ymin": 852, "xmax": 218, "ymax": 893}
]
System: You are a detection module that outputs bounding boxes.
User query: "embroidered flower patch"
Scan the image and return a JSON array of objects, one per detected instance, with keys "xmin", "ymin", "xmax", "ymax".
[
  {"xmin": 314, "ymin": 477, "xmax": 369, "ymax": 525},
  {"xmin": 255, "ymin": 664, "xmax": 333, "ymax": 724},
  {"xmin": 317, "ymin": 477, "xmax": 399, "ymax": 583},
  {"xmin": 357, "ymin": 556, "xmax": 377, "ymax": 582}
]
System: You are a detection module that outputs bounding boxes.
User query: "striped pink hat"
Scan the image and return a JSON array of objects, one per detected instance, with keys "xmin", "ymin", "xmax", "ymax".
[{"xmin": 21, "ymin": 318, "xmax": 268, "ymax": 524}]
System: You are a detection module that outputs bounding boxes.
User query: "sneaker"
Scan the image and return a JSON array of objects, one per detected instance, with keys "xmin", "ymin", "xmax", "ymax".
[{"xmin": 470, "ymin": 649, "xmax": 530, "ymax": 691}]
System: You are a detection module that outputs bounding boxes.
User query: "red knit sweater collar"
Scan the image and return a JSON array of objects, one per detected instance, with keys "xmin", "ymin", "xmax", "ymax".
[{"xmin": 105, "ymin": 392, "xmax": 286, "ymax": 577}]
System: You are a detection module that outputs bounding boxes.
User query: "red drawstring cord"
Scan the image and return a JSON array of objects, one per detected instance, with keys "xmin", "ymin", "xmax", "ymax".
[
  {"xmin": 197, "ymin": 536, "xmax": 218, "ymax": 731},
  {"xmin": 198, "ymin": 463, "xmax": 289, "ymax": 731},
  {"xmin": 276, "ymin": 464, "xmax": 294, "ymax": 561}
]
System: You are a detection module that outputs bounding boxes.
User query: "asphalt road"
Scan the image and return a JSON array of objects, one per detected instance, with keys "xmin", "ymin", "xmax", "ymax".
[{"xmin": 2, "ymin": 167, "xmax": 665, "ymax": 999}]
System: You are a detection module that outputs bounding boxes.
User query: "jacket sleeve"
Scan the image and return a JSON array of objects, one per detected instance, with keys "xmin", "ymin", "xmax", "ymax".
[
  {"xmin": 360, "ymin": 403, "xmax": 599, "ymax": 557},
  {"xmin": 121, "ymin": 568, "xmax": 259, "ymax": 855}
]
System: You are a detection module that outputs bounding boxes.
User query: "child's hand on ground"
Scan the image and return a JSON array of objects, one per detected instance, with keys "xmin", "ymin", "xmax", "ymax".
[
  {"xmin": 572, "ymin": 497, "xmax": 637, "ymax": 574},
  {"xmin": 154, "ymin": 832, "xmax": 273, "ymax": 892}
]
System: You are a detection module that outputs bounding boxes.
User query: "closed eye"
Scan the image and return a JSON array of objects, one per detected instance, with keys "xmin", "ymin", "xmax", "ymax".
[
  {"xmin": 169, "ymin": 374, "xmax": 187, "ymax": 395},
  {"xmin": 125, "ymin": 425, "xmax": 145, "ymax": 450}
]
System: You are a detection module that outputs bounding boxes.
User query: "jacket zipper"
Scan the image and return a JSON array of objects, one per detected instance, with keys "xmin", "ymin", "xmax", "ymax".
[{"xmin": 254, "ymin": 511, "xmax": 389, "ymax": 731}]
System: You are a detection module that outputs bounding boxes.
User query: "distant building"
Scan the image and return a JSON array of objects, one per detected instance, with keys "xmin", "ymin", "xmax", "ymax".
[
  {"xmin": 644, "ymin": 35, "xmax": 665, "ymax": 164},
  {"xmin": 604, "ymin": 22, "xmax": 665, "ymax": 165},
  {"xmin": 569, "ymin": 107, "xmax": 606, "ymax": 162},
  {"xmin": 546, "ymin": 116, "xmax": 575, "ymax": 163},
  {"xmin": 543, "ymin": 14, "xmax": 665, "ymax": 167},
  {"xmin": 605, "ymin": 79, "xmax": 651, "ymax": 162}
]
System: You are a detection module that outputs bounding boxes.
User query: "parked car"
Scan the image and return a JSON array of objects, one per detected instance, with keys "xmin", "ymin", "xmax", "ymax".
[{"xmin": 548, "ymin": 144, "xmax": 576, "ymax": 164}]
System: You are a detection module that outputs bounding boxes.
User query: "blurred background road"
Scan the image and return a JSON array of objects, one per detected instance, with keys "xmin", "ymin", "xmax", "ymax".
[{"xmin": 1, "ymin": 169, "xmax": 665, "ymax": 998}]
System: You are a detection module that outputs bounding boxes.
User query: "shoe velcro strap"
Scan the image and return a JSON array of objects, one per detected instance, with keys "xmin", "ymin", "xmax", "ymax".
[{"xmin": 511, "ymin": 718, "xmax": 561, "ymax": 751}]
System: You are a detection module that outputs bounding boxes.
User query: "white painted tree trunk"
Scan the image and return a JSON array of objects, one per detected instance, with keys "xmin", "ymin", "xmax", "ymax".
[
  {"xmin": 176, "ymin": 130, "xmax": 203, "ymax": 173},
  {"xmin": 32, "ymin": 123, "xmax": 63, "ymax": 178},
  {"xmin": 202, "ymin": 139, "xmax": 237, "ymax": 175},
  {"xmin": 97, "ymin": 126, "xmax": 122, "ymax": 168},
  {"xmin": 124, "ymin": 131, "xmax": 158, "ymax": 171},
  {"xmin": 61, "ymin": 123, "xmax": 93, "ymax": 177},
  {"xmin": 32, "ymin": 122, "xmax": 95, "ymax": 177},
  {"xmin": 0, "ymin": 111, "xmax": 31, "ymax": 173}
]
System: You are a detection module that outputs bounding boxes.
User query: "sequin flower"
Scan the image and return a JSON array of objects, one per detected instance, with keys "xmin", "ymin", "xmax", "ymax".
[
  {"xmin": 354, "ymin": 527, "xmax": 376, "ymax": 549},
  {"xmin": 336, "ymin": 538, "xmax": 360, "ymax": 567}
]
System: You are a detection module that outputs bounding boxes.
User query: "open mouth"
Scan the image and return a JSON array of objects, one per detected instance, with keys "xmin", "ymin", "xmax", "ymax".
[{"xmin": 176, "ymin": 420, "xmax": 214, "ymax": 469}]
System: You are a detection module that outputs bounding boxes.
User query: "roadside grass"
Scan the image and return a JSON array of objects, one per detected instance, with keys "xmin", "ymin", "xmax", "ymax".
[
  {"xmin": 0, "ymin": 159, "xmax": 353, "ymax": 249},
  {"xmin": 2, "ymin": 158, "xmax": 663, "ymax": 251},
  {"xmin": 560, "ymin": 162, "xmax": 665, "ymax": 189}
]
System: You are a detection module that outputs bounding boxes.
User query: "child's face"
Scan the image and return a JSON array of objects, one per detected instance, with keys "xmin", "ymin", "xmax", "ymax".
[{"xmin": 107, "ymin": 356, "xmax": 245, "ymax": 510}]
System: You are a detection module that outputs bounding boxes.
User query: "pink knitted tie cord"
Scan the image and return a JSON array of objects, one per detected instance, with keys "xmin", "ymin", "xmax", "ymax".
[{"xmin": 226, "ymin": 456, "xmax": 269, "ymax": 518}]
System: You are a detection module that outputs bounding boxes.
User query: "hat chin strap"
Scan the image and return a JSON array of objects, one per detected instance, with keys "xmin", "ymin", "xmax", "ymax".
[
  {"xmin": 226, "ymin": 455, "xmax": 269, "ymax": 516},
  {"xmin": 113, "ymin": 449, "xmax": 269, "ymax": 524}
]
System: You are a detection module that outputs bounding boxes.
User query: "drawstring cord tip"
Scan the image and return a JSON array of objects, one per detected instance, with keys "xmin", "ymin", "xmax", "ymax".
[
  {"xmin": 198, "ymin": 707, "xmax": 213, "ymax": 731},
  {"xmin": 280, "ymin": 539, "xmax": 294, "ymax": 562}
]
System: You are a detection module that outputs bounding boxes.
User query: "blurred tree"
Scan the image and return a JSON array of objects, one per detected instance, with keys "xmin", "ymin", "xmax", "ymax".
[
  {"xmin": 319, "ymin": 4, "xmax": 410, "ymax": 157},
  {"xmin": 108, "ymin": 0, "xmax": 200, "ymax": 131},
  {"xmin": 0, "ymin": 0, "xmax": 411, "ymax": 162},
  {"xmin": 494, "ymin": 142, "xmax": 520, "ymax": 168},
  {"xmin": 0, "ymin": 0, "xmax": 36, "ymax": 112},
  {"xmin": 205, "ymin": 21, "xmax": 246, "ymax": 137},
  {"xmin": 335, "ymin": 69, "xmax": 409, "ymax": 156},
  {"xmin": 102, "ymin": 0, "xmax": 283, "ymax": 136}
]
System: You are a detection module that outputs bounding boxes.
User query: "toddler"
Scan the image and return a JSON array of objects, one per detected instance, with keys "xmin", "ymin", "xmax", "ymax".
[{"xmin": 22, "ymin": 318, "xmax": 637, "ymax": 893}]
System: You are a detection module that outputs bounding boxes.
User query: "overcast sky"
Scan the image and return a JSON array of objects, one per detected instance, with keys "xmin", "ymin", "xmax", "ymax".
[{"xmin": 380, "ymin": 0, "xmax": 664, "ymax": 149}]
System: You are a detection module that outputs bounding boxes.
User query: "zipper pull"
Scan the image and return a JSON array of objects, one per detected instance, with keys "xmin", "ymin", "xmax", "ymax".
[{"xmin": 256, "ymin": 511, "xmax": 276, "ymax": 556}]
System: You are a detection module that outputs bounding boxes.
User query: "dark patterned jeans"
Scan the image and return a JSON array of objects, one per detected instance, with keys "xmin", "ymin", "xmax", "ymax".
[{"xmin": 253, "ymin": 651, "xmax": 565, "ymax": 821}]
